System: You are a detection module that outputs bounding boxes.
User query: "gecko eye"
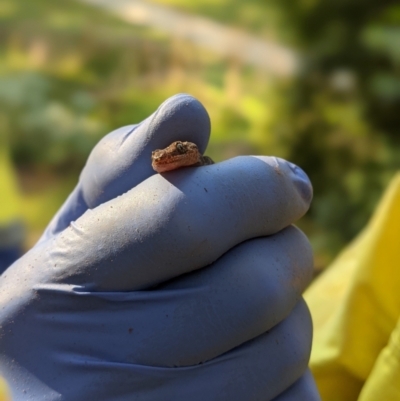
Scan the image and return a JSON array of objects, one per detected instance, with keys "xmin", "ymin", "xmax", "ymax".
[{"xmin": 176, "ymin": 142, "xmax": 186, "ymax": 153}]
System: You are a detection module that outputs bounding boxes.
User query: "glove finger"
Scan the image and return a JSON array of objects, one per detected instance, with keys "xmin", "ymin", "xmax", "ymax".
[
  {"xmin": 272, "ymin": 370, "xmax": 321, "ymax": 401},
  {"xmin": 13, "ymin": 226, "xmax": 312, "ymax": 369},
  {"xmin": 39, "ymin": 93, "xmax": 211, "ymax": 242},
  {"xmin": 80, "ymin": 93, "xmax": 211, "ymax": 208},
  {"xmin": 0, "ymin": 299, "xmax": 312, "ymax": 401},
  {"xmin": 47, "ymin": 154, "xmax": 312, "ymax": 290},
  {"xmin": 147, "ymin": 226, "xmax": 313, "ymax": 367}
]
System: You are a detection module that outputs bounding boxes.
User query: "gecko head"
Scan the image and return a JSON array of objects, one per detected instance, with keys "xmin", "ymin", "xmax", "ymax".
[{"xmin": 151, "ymin": 141, "xmax": 201, "ymax": 173}]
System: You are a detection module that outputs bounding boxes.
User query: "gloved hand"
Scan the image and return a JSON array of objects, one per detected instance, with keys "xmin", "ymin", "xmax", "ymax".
[{"xmin": 0, "ymin": 94, "xmax": 320, "ymax": 401}]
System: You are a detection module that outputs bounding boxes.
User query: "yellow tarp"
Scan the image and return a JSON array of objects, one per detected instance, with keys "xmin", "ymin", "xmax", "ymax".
[
  {"xmin": 0, "ymin": 146, "xmax": 21, "ymax": 225},
  {"xmin": 305, "ymin": 173, "xmax": 400, "ymax": 401},
  {"xmin": 0, "ymin": 377, "xmax": 11, "ymax": 401}
]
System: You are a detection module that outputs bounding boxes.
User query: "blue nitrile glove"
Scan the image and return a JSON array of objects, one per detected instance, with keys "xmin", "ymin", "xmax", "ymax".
[{"xmin": 0, "ymin": 94, "xmax": 320, "ymax": 401}]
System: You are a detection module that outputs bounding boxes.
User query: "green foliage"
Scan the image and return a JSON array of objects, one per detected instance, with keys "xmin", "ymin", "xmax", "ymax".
[{"xmin": 0, "ymin": 0, "xmax": 282, "ymax": 172}]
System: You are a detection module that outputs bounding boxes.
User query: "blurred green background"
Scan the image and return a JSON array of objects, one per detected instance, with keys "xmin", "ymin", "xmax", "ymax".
[{"xmin": 0, "ymin": 0, "xmax": 399, "ymax": 269}]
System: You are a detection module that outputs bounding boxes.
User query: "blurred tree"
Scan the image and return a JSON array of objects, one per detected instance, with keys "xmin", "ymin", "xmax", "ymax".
[{"xmin": 267, "ymin": 0, "xmax": 400, "ymax": 259}]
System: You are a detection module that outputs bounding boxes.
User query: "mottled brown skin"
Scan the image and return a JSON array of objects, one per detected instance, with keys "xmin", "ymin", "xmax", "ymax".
[{"xmin": 151, "ymin": 141, "xmax": 214, "ymax": 173}]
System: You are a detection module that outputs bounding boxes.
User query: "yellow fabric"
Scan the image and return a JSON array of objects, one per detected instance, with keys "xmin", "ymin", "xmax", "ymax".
[
  {"xmin": 305, "ymin": 173, "xmax": 400, "ymax": 401},
  {"xmin": 0, "ymin": 146, "xmax": 21, "ymax": 225},
  {"xmin": 0, "ymin": 377, "xmax": 11, "ymax": 401}
]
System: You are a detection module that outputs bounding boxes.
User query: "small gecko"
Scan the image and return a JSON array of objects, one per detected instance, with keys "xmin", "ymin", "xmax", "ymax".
[{"xmin": 151, "ymin": 141, "xmax": 214, "ymax": 173}]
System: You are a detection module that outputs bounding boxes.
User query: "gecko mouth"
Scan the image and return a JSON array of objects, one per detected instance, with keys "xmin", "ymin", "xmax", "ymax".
[{"xmin": 152, "ymin": 154, "xmax": 199, "ymax": 172}]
